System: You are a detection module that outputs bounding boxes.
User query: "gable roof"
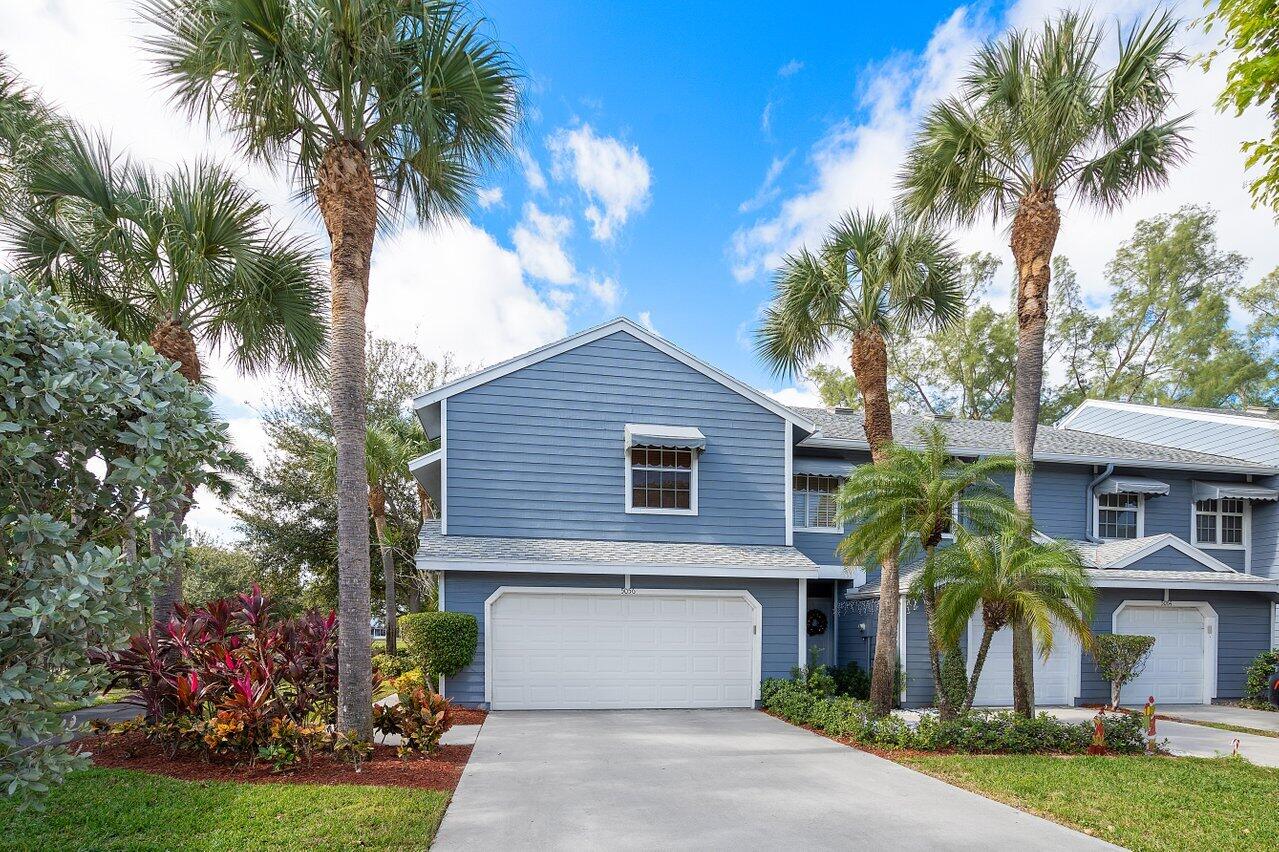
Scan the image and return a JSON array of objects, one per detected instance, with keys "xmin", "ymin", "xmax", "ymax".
[
  {"xmin": 795, "ymin": 407, "xmax": 1278, "ymax": 474},
  {"xmin": 1059, "ymin": 399, "xmax": 1279, "ymax": 432},
  {"xmin": 411, "ymin": 317, "xmax": 815, "ymax": 439}
]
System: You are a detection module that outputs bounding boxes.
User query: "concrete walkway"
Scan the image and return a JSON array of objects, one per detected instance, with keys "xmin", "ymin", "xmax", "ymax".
[
  {"xmin": 1139, "ymin": 703, "xmax": 1279, "ymax": 733},
  {"xmin": 434, "ymin": 709, "xmax": 1117, "ymax": 851},
  {"xmin": 1046, "ymin": 707, "xmax": 1279, "ymax": 767}
]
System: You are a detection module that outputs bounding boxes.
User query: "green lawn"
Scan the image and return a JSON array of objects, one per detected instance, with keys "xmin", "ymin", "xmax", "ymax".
[
  {"xmin": 900, "ymin": 753, "xmax": 1279, "ymax": 851},
  {"xmin": 0, "ymin": 768, "xmax": 449, "ymax": 851},
  {"xmin": 51, "ymin": 690, "xmax": 130, "ymax": 715}
]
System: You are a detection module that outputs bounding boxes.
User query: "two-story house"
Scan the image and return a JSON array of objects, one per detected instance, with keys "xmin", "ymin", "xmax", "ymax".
[{"xmin": 409, "ymin": 318, "xmax": 1279, "ymax": 710}]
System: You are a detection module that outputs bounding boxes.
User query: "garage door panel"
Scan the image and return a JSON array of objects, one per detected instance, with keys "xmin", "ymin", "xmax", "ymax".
[
  {"xmin": 969, "ymin": 615, "xmax": 1076, "ymax": 707},
  {"xmin": 1115, "ymin": 605, "xmax": 1205, "ymax": 705},
  {"xmin": 488, "ymin": 589, "xmax": 759, "ymax": 710}
]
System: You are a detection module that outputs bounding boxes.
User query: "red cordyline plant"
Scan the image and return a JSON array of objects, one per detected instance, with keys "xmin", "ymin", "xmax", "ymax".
[{"xmin": 90, "ymin": 587, "xmax": 340, "ymax": 762}]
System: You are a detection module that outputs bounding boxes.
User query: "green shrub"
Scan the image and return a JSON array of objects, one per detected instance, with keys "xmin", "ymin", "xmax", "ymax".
[
  {"xmin": 371, "ymin": 640, "xmax": 387, "ymax": 656},
  {"xmin": 1244, "ymin": 650, "xmax": 1279, "ymax": 703},
  {"xmin": 939, "ymin": 649, "xmax": 968, "ymax": 711},
  {"xmin": 830, "ymin": 661, "xmax": 871, "ymax": 700},
  {"xmin": 398, "ymin": 612, "xmax": 478, "ymax": 678},
  {"xmin": 372, "ymin": 650, "xmax": 411, "ymax": 679},
  {"xmin": 1092, "ymin": 634, "xmax": 1157, "ymax": 709},
  {"xmin": 762, "ymin": 672, "xmax": 1145, "ymax": 754}
]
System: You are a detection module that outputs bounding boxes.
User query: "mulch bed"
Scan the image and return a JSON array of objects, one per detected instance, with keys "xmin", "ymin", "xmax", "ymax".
[
  {"xmin": 76, "ymin": 730, "xmax": 472, "ymax": 790},
  {"xmin": 450, "ymin": 707, "xmax": 487, "ymax": 726}
]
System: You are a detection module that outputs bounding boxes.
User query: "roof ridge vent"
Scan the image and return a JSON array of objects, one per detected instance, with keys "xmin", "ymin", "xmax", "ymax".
[
  {"xmin": 833, "ymin": 405, "xmax": 857, "ymax": 415},
  {"xmin": 1244, "ymin": 404, "xmax": 1279, "ymax": 418}
]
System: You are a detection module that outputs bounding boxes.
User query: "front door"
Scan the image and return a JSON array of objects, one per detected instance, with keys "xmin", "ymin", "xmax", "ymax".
[{"xmin": 806, "ymin": 596, "xmax": 834, "ymax": 668}]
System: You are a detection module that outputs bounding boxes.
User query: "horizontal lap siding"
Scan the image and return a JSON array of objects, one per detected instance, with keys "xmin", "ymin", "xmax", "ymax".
[
  {"xmin": 1078, "ymin": 589, "xmax": 1274, "ymax": 703},
  {"xmin": 1251, "ymin": 475, "xmax": 1279, "ymax": 579},
  {"xmin": 446, "ymin": 332, "xmax": 786, "ymax": 544},
  {"xmin": 440, "ymin": 571, "xmax": 800, "ymax": 707},
  {"xmin": 1125, "ymin": 547, "xmax": 1227, "ymax": 572},
  {"xmin": 836, "ymin": 589, "xmax": 875, "ymax": 673}
]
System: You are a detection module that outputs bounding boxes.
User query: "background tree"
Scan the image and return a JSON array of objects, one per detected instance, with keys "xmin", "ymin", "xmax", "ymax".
[
  {"xmin": 841, "ymin": 425, "xmax": 1020, "ymax": 718},
  {"xmin": 0, "ymin": 273, "xmax": 232, "ymax": 808},
  {"xmin": 7, "ymin": 129, "xmax": 326, "ymax": 623},
  {"xmin": 1204, "ymin": 0, "xmax": 1279, "ymax": 214},
  {"xmin": 900, "ymin": 11, "xmax": 1189, "ymax": 716},
  {"xmin": 146, "ymin": 0, "xmax": 522, "ymax": 739},
  {"xmin": 183, "ymin": 530, "xmax": 306, "ymax": 616},
  {"xmin": 757, "ymin": 209, "xmax": 963, "ymax": 716},
  {"xmin": 236, "ymin": 336, "xmax": 452, "ymax": 618},
  {"xmin": 930, "ymin": 529, "xmax": 1095, "ymax": 713}
]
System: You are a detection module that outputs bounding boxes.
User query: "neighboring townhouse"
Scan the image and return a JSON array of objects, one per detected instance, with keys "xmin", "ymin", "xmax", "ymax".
[{"xmin": 410, "ymin": 318, "xmax": 1279, "ymax": 710}]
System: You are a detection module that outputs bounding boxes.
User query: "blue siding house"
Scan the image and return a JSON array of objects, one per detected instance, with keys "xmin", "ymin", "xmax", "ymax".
[{"xmin": 412, "ymin": 318, "xmax": 1279, "ymax": 710}]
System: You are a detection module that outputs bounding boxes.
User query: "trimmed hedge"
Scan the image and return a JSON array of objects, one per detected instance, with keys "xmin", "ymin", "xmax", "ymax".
[
  {"xmin": 1244, "ymin": 650, "xmax": 1279, "ymax": 705},
  {"xmin": 398, "ymin": 612, "xmax": 478, "ymax": 678},
  {"xmin": 761, "ymin": 678, "xmax": 1146, "ymax": 754}
]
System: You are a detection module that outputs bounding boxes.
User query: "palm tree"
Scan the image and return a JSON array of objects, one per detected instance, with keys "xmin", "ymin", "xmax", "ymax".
[
  {"xmin": 929, "ymin": 529, "xmax": 1094, "ymax": 713},
  {"xmin": 0, "ymin": 55, "xmax": 68, "ymax": 212},
  {"xmin": 144, "ymin": 0, "xmax": 521, "ymax": 738},
  {"xmin": 899, "ymin": 10, "xmax": 1189, "ymax": 715},
  {"xmin": 756, "ymin": 210, "xmax": 963, "ymax": 716},
  {"xmin": 314, "ymin": 417, "xmax": 429, "ymax": 655},
  {"xmin": 839, "ymin": 425, "xmax": 1020, "ymax": 717},
  {"xmin": 8, "ymin": 129, "xmax": 325, "ymax": 624}
]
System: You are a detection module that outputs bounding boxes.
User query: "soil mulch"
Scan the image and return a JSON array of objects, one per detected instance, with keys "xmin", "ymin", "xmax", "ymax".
[
  {"xmin": 450, "ymin": 707, "xmax": 487, "ymax": 726},
  {"xmin": 77, "ymin": 730, "xmax": 472, "ymax": 791}
]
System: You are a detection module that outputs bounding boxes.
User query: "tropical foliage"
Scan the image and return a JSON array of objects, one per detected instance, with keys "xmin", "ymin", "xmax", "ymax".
[
  {"xmin": 928, "ymin": 530, "xmax": 1095, "ymax": 713},
  {"xmin": 145, "ymin": 0, "xmax": 522, "ymax": 739},
  {"xmin": 837, "ymin": 425, "xmax": 1020, "ymax": 716},
  {"xmin": 1091, "ymin": 634, "xmax": 1157, "ymax": 710},
  {"xmin": 757, "ymin": 208, "xmax": 963, "ymax": 716},
  {"xmin": 0, "ymin": 274, "xmax": 232, "ymax": 808},
  {"xmin": 398, "ymin": 611, "xmax": 478, "ymax": 680}
]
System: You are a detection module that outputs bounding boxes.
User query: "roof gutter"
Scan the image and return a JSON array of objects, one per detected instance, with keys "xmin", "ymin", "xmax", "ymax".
[{"xmin": 1084, "ymin": 463, "xmax": 1114, "ymax": 544}]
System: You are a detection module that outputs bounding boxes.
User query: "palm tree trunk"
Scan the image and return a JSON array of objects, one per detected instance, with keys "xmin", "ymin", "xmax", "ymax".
[
  {"xmin": 149, "ymin": 320, "xmax": 202, "ymax": 626},
  {"xmin": 963, "ymin": 622, "xmax": 998, "ymax": 712},
  {"xmin": 1008, "ymin": 188, "xmax": 1060, "ymax": 718},
  {"xmin": 851, "ymin": 327, "xmax": 898, "ymax": 717},
  {"xmin": 317, "ymin": 140, "xmax": 377, "ymax": 740},
  {"xmin": 372, "ymin": 505, "xmax": 397, "ymax": 655}
]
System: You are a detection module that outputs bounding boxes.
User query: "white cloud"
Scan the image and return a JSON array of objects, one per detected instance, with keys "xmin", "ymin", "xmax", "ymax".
[
  {"xmin": 738, "ymin": 153, "xmax": 792, "ymax": 213},
  {"xmin": 367, "ymin": 218, "xmax": 568, "ymax": 366},
  {"xmin": 766, "ymin": 384, "xmax": 823, "ymax": 407},
  {"xmin": 476, "ymin": 186, "xmax": 504, "ymax": 209},
  {"xmin": 517, "ymin": 148, "xmax": 547, "ymax": 193},
  {"xmin": 729, "ymin": 2, "xmax": 1279, "ymax": 308},
  {"xmin": 778, "ymin": 59, "xmax": 805, "ymax": 78},
  {"xmin": 511, "ymin": 202, "xmax": 576, "ymax": 284},
  {"xmin": 585, "ymin": 275, "xmax": 622, "ymax": 311},
  {"xmin": 549, "ymin": 124, "xmax": 652, "ymax": 241},
  {"xmin": 637, "ymin": 311, "xmax": 659, "ymax": 335}
]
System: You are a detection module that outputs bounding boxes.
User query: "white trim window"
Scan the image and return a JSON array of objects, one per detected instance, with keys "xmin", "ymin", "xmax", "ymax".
[
  {"xmin": 793, "ymin": 474, "xmax": 841, "ymax": 532},
  {"xmin": 1096, "ymin": 492, "xmax": 1143, "ymax": 540},
  {"xmin": 626, "ymin": 447, "xmax": 697, "ymax": 515},
  {"xmin": 1193, "ymin": 497, "xmax": 1247, "ymax": 548}
]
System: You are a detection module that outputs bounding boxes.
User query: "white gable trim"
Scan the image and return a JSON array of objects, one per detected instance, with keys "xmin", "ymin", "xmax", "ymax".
[
  {"xmin": 411, "ymin": 317, "xmax": 815, "ymax": 436},
  {"xmin": 1103, "ymin": 534, "xmax": 1236, "ymax": 573},
  {"xmin": 1059, "ymin": 399, "xmax": 1279, "ymax": 432}
]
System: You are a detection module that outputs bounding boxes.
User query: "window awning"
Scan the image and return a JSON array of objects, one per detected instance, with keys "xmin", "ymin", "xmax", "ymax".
[
  {"xmin": 793, "ymin": 457, "xmax": 854, "ymax": 477},
  {"xmin": 1096, "ymin": 475, "xmax": 1170, "ymax": 496},
  {"xmin": 1192, "ymin": 480, "xmax": 1279, "ymax": 502},
  {"xmin": 624, "ymin": 423, "xmax": 706, "ymax": 451}
]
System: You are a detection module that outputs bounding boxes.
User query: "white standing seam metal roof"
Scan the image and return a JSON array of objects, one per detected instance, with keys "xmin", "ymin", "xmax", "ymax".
[
  {"xmin": 794, "ymin": 408, "xmax": 1279, "ymax": 474},
  {"xmin": 624, "ymin": 424, "xmax": 707, "ymax": 450},
  {"xmin": 415, "ymin": 521, "xmax": 819, "ymax": 578},
  {"xmin": 1095, "ymin": 475, "xmax": 1170, "ymax": 496}
]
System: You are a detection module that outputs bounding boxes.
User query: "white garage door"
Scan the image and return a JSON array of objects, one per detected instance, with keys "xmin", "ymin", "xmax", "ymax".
[
  {"xmin": 487, "ymin": 589, "xmax": 759, "ymax": 710},
  {"xmin": 968, "ymin": 616, "xmax": 1077, "ymax": 706},
  {"xmin": 1115, "ymin": 605, "xmax": 1206, "ymax": 705}
]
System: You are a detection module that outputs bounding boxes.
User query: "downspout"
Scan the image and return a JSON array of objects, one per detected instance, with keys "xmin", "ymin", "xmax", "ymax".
[{"xmin": 1084, "ymin": 464, "xmax": 1115, "ymax": 544}]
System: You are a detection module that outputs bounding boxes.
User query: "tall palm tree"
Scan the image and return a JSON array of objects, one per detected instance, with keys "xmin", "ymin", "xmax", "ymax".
[
  {"xmin": 899, "ymin": 11, "xmax": 1189, "ymax": 715},
  {"xmin": 314, "ymin": 416, "xmax": 429, "ymax": 654},
  {"xmin": 930, "ymin": 529, "xmax": 1094, "ymax": 713},
  {"xmin": 0, "ymin": 55, "xmax": 68, "ymax": 212},
  {"xmin": 145, "ymin": 0, "xmax": 521, "ymax": 738},
  {"xmin": 8, "ymin": 129, "xmax": 325, "ymax": 624},
  {"xmin": 840, "ymin": 425, "xmax": 1021, "ymax": 717},
  {"xmin": 756, "ymin": 210, "xmax": 963, "ymax": 716}
]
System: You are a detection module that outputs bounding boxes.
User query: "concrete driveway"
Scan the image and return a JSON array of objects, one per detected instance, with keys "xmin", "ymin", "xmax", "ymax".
[{"xmin": 433, "ymin": 710, "xmax": 1115, "ymax": 851}]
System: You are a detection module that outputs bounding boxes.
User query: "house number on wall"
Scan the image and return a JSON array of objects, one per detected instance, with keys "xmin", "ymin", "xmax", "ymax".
[{"xmin": 620, "ymin": 588, "xmax": 637, "ymax": 595}]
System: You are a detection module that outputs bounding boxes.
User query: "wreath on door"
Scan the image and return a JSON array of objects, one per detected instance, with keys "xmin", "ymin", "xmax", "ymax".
[{"xmin": 806, "ymin": 608, "xmax": 828, "ymax": 637}]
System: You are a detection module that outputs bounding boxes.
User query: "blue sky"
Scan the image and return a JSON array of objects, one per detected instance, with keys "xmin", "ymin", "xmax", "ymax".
[{"xmin": 2, "ymin": 0, "xmax": 1275, "ymax": 537}]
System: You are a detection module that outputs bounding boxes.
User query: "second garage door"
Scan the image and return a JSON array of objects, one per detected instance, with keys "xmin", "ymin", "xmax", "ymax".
[
  {"xmin": 487, "ymin": 588, "xmax": 760, "ymax": 710},
  {"xmin": 1114, "ymin": 604, "xmax": 1208, "ymax": 704},
  {"xmin": 967, "ymin": 615, "xmax": 1078, "ymax": 706}
]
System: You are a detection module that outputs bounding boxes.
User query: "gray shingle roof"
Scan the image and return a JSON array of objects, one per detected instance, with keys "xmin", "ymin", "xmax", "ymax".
[
  {"xmin": 1087, "ymin": 569, "xmax": 1278, "ymax": 587},
  {"xmin": 416, "ymin": 521, "xmax": 818, "ymax": 572},
  {"xmin": 794, "ymin": 407, "xmax": 1276, "ymax": 472}
]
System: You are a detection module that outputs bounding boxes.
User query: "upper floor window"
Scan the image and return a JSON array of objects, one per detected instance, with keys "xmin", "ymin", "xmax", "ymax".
[
  {"xmin": 1096, "ymin": 492, "xmax": 1143, "ymax": 540},
  {"xmin": 793, "ymin": 474, "xmax": 841, "ymax": 532},
  {"xmin": 1193, "ymin": 497, "xmax": 1246, "ymax": 547},
  {"xmin": 627, "ymin": 447, "xmax": 697, "ymax": 514}
]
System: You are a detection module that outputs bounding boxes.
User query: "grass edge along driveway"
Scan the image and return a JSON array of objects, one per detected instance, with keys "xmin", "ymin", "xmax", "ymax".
[
  {"xmin": 0, "ymin": 767, "xmax": 449, "ymax": 851},
  {"xmin": 898, "ymin": 752, "xmax": 1279, "ymax": 852}
]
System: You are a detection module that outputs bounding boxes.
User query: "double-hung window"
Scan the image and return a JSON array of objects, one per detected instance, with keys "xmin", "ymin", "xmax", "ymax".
[
  {"xmin": 1193, "ymin": 497, "xmax": 1246, "ymax": 547},
  {"xmin": 1096, "ymin": 492, "xmax": 1142, "ymax": 540},
  {"xmin": 793, "ymin": 474, "xmax": 841, "ymax": 532},
  {"xmin": 627, "ymin": 447, "xmax": 696, "ymax": 514}
]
